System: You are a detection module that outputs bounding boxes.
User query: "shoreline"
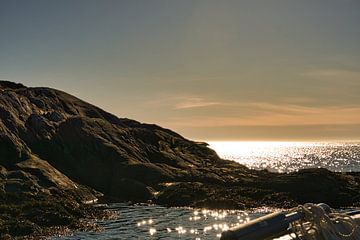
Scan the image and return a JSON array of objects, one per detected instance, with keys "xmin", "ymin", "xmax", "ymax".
[
  {"xmin": 1, "ymin": 82, "xmax": 359, "ymax": 239},
  {"xmin": 2, "ymin": 167, "xmax": 360, "ymax": 239}
]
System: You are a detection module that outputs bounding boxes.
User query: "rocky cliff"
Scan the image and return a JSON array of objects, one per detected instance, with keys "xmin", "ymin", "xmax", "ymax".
[
  {"xmin": 1, "ymin": 80, "xmax": 360, "ymax": 238},
  {"xmin": 0, "ymin": 80, "xmax": 228, "ymax": 200}
]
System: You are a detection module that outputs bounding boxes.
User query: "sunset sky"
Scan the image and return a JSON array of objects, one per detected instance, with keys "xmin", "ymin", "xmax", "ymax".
[{"xmin": 1, "ymin": 0, "xmax": 360, "ymax": 140}]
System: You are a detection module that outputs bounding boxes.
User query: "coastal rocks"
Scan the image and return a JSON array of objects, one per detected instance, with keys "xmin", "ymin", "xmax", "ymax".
[
  {"xmin": 0, "ymin": 123, "xmax": 30, "ymax": 167},
  {"xmin": 0, "ymin": 187, "xmax": 101, "ymax": 239},
  {"xmin": 109, "ymin": 178, "xmax": 153, "ymax": 201},
  {"xmin": 25, "ymin": 114, "xmax": 54, "ymax": 139},
  {"xmin": 0, "ymin": 81, "xmax": 360, "ymax": 238},
  {"xmin": 45, "ymin": 111, "xmax": 65, "ymax": 122},
  {"xmin": 0, "ymin": 162, "xmax": 101, "ymax": 238},
  {"xmin": 271, "ymin": 168, "xmax": 360, "ymax": 207},
  {"xmin": 0, "ymin": 81, "xmax": 25, "ymax": 90},
  {"xmin": 16, "ymin": 158, "xmax": 79, "ymax": 189},
  {"xmin": 154, "ymin": 168, "xmax": 360, "ymax": 209},
  {"xmin": 155, "ymin": 181, "xmax": 292, "ymax": 209}
]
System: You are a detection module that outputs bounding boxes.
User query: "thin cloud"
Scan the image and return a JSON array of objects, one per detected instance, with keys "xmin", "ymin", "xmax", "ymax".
[
  {"xmin": 175, "ymin": 97, "xmax": 221, "ymax": 109},
  {"xmin": 303, "ymin": 69, "xmax": 360, "ymax": 83},
  {"xmin": 145, "ymin": 95, "xmax": 223, "ymax": 109},
  {"xmin": 160, "ymin": 104, "xmax": 360, "ymax": 128},
  {"xmin": 145, "ymin": 94, "xmax": 360, "ymax": 129}
]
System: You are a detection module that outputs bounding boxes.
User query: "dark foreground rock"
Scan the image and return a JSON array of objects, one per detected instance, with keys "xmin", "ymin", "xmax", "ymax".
[
  {"xmin": 0, "ymin": 81, "xmax": 360, "ymax": 238},
  {"xmin": 0, "ymin": 162, "xmax": 108, "ymax": 239},
  {"xmin": 155, "ymin": 167, "xmax": 360, "ymax": 209}
]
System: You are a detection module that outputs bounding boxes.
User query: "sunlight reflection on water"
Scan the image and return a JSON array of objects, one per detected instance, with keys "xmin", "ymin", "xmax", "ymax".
[
  {"xmin": 53, "ymin": 142, "xmax": 360, "ymax": 239},
  {"xmin": 208, "ymin": 141, "xmax": 360, "ymax": 172},
  {"xmin": 53, "ymin": 203, "xmax": 286, "ymax": 240}
]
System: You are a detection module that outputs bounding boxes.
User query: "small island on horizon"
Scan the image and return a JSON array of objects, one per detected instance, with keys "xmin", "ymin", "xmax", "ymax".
[{"xmin": 1, "ymin": 80, "xmax": 360, "ymax": 239}]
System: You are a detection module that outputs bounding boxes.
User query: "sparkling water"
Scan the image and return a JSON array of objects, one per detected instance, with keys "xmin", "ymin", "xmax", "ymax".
[
  {"xmin": 53, "ymin": 203, "xmax": 283, "ymax": 240},
  {"xmin": 54, "ymin": 141, "xmax": 360, "ymax": 239},
  {"xmin": 208, "ymin": 141, "xmax": 360, "ymax": 173}
]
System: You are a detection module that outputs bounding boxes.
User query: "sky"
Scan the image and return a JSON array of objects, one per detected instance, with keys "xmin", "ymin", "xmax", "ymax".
[{"xmin": 1, "ymin": 0, "xmax": 360, "ymax": 141}]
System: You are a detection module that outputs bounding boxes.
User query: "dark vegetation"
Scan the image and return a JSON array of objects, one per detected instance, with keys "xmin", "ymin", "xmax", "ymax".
[{"xmin": 1, "ymin": 81, "xmax": 359, "ymax": 238}]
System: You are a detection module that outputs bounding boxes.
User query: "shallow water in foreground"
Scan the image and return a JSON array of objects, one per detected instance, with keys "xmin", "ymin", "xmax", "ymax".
[{"xmin": 53, "ymin": 203, "xmax": 288, "ymax": 240}]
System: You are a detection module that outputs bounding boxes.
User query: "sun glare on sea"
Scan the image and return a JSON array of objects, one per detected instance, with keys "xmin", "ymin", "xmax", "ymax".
[
  {"xmin": 207, "ymin": 141, "xmax": 360, "ymax": 173},
  {"xmin": 208, "ymin": 141, "xmax": 305, "ymax": 156},
  {"xmin": 208, "ymin": 141, "xmax": 307, "ymax": 161}
]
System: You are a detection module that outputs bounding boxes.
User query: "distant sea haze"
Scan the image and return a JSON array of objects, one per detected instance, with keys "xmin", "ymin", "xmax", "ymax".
[{"xmin": 208, "ymin": 141, "xmax": 360, "ymax": 173}]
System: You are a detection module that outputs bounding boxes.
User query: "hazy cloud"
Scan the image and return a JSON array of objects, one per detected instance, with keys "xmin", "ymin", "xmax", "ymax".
[
  {"xmin": 145, "ymin": 95, "xmax": 223, "ymax": 109},
  {"xmin": 174, "ymin": 97, "xmax": 221, "ymax": 109},
  {"xmin": 159, "ymin": 103, "xmax": 360, "ymax": 128},
  {"xmin": 303, "ymin": 69, "xmax": 360, "ymax": 84}
]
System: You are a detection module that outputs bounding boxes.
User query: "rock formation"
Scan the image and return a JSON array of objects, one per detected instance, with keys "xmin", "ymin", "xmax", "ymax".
[{"xmin": 1, "ymin": 80, "xmax": 359, "ymax": 238}]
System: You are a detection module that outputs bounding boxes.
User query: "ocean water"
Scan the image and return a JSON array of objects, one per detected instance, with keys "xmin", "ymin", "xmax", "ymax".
[
  {"xmin": 54, "ymin": 141, "xmax": 360, "ymax": 239},
  {"xmin": 209, "ymin": 141, "xmax": 360, "ymax": 173}
]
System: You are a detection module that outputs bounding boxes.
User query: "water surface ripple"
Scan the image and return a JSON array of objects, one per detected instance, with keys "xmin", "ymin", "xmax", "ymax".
[
  {"xmin": 54, "ymin": 142, "xmax": 360, "ymax": 239},
  {"xmin": 208, "ymin": 141, "xmax": 360, "ymax": 172},
  {"xmin": 53, "ymin": 203, "xmax": 278, "ymax": 240}
]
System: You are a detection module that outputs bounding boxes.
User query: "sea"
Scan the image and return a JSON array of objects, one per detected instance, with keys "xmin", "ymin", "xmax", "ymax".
[{"xmin": 53, "ymin": 141, "xmax": 360, "ymax": 240}]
